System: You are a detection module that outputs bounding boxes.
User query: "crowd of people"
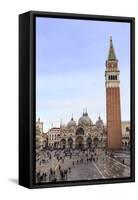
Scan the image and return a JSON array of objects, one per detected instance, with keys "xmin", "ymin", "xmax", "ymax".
[{"xmin": 36, "ymin": 147, "xmax": 106, "ymax": 183}]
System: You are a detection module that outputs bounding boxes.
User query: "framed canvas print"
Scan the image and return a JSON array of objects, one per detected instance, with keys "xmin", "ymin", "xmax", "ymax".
[{"xmin": 19, "ymin": 11, "xmax": 135, "ymax": 189}]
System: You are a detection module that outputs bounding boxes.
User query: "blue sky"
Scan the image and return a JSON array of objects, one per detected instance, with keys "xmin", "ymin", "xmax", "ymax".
[{"xmin": 36, "ymin": 17, "xmax": 130, "ymax": 131}]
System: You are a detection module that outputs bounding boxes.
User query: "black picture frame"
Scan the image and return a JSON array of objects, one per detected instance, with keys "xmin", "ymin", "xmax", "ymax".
[{"xmin": 19, "ymin": 10, "xmax": 135, "ymax": 189}]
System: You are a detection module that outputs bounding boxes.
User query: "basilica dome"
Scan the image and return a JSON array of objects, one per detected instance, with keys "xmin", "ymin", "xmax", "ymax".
[
  {"xmin": 67, "ymin": 117, "xmax": 76, "ymax": 128},
  {"xmin": 78, "ymin": 111, "xmax": 93, "ymax": 126}
]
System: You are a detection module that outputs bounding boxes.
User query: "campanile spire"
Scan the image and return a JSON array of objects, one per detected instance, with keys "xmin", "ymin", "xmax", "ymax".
[{"xmin": 107, "ymin": 36, "xmax": 117, "ymax": 61}]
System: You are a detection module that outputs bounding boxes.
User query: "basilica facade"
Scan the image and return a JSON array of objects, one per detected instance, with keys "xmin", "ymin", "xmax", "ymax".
[{"xmin": 47, "ymin": 110, "xmax": 106, "ymax": 149}]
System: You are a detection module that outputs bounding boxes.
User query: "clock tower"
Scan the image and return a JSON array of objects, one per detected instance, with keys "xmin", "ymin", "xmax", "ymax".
[{"xmin": 105, "ymin": 37, "xmax": 122, "ymax": 150}]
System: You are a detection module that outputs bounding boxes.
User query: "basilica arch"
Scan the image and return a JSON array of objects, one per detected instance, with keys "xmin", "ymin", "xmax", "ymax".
[
  {"xmin": 60, "ymin": 139, "xmax": 66, "ymax": 149},
  {"xmin": 76, "ymin": 127, "xmax": 84, "ymax": 135},
  {"xmin": 68, "ymin": 137, "xmax": 73, "ymax": 148},
  {"xmin": 93, "ymin": 137, "xmax": 99, "ymax": 147},
  {"xmin": 86, "ymin": 137, "xmax": 92, "ymax": 148},
  {"xmin": 75, "ymin": 136, "xmax": 84, "ymax": 149}
]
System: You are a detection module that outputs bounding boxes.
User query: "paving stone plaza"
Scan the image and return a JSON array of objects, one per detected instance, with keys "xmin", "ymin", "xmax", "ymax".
[{"xmin": 35, "ymin": 148, "xmax": 130, "ymax": 183}]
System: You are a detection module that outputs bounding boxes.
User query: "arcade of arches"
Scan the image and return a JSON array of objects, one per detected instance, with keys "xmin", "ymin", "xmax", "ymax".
[
  {"xmin": 59, "ymin": 128, "xmax": 100, "ymax": 149},
  {"xmin": 60, "ymin": 136, "xmax": 99, "ymax": 149}
]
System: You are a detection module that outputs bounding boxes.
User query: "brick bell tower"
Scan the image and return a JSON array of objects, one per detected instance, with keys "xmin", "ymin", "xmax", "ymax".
[{"xmin": 105, "ymin": 37, "xmax": 122, "ymax": 150}]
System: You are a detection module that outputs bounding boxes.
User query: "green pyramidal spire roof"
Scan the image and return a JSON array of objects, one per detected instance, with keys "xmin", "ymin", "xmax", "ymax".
[{"xmin": 108, "ymin": 36, "xmax": 117, "ymax": 61}]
